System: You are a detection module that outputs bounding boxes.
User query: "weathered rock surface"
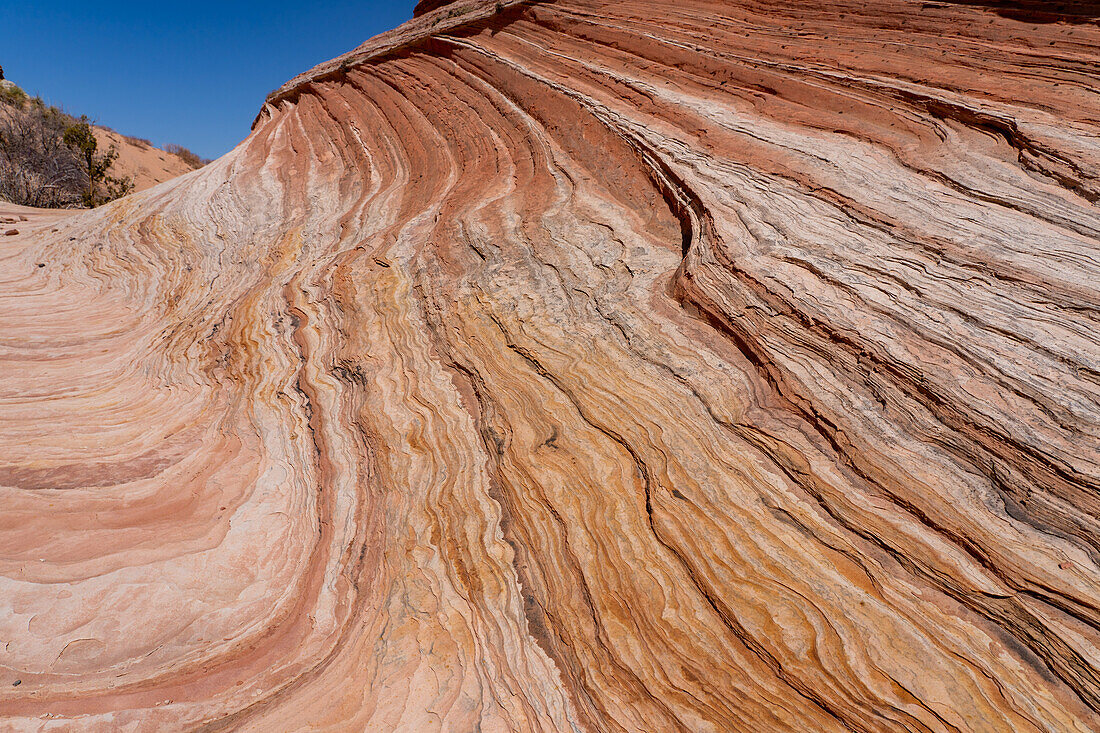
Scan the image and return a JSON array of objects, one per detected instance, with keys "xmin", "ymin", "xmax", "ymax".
[{"xmin": 2, "ymin": 1, "xmax": 1099, "ymax": 730}]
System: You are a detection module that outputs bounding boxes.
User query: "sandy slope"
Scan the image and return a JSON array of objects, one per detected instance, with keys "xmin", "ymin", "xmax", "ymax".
[{"xmin": 92, "ymin": 127, "xmax": 196, "ymax": 192}]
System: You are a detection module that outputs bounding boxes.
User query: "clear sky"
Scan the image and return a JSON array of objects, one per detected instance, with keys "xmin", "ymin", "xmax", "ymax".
[{"xmin": 2, "ymin": 1, "xmax": 418, "ymax": 160}]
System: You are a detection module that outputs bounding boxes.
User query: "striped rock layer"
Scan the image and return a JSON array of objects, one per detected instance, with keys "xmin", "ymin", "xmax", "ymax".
[{"xmin": 2, "ymin": 1, "xmax": 1099, "ymax": 730}]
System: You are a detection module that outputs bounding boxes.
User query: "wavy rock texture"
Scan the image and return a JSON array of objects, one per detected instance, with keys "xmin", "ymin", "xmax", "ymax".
[{"xmin": 2, "ymin": 1, "xmax": 1100, "ymax": 730}]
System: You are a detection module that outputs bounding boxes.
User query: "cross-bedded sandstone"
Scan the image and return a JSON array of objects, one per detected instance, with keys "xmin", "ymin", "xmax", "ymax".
[{"xmin": 1, "ymin": 1, "xmax": 1099, "ymax": 730}]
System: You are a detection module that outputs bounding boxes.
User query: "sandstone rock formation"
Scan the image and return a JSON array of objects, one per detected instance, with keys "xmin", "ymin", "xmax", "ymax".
[{"xmin": 2, "ymin": 1, "xmax": 1099, "ymax": 730}]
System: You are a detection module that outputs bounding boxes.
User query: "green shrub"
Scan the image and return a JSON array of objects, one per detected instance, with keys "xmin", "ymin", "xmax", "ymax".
[
  {"xmin": 0, "ymin": 102, "xmax": 133, "ymax": 208},
  {"xmin": 0, "ymin": 83, "xmax": 28, "ymax": 108},
  {"xmin": 62, "ymin": 117, "xmax": 134, "ymax": 207}
]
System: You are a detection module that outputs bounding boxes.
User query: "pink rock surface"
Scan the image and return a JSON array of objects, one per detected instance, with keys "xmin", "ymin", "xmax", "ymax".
[{"xmin": 2, "ymin": 1, "xmax": 1099, "ymax": 730}]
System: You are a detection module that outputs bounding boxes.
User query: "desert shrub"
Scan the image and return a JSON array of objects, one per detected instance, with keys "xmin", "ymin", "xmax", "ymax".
[
  {"xmin": 62, "ymin": 117, "xmax": 134, "ymax": 207},
  {"xmin": 0, "ymin": 79, "xmax": 137, "ymax": 208},
  {"xmin": 0, "ymin": 104, "xmax": 133, "ymax": 208},
  {"xmin": 164, "ymin": 143, "xmax": 209, "ymax": 169},
  {"xmin": 124, "ymin": 134, "xmax": 152, "ymax": 148},
  {"xmin": 0, "ymin": 83, "xmax": 28, "ymax": 108},
  {"xmin": 0, "ymin": 97, "xmax": 85, "ymax": 207}
]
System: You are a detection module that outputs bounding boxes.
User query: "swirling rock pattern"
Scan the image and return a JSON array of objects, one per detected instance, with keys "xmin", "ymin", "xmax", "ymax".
[{"xmin": 2, "ymin": 1, "xmax": 1100, "ymax": 730}]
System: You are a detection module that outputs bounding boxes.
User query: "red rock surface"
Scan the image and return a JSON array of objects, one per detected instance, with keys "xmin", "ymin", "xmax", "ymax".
[{"xmin": 2, "ymin": 1, "xmax": 1100, "ymax": 730}]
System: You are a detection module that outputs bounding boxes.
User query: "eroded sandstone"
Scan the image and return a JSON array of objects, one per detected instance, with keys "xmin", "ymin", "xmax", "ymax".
[{"xmin": 1, "ymin": 1, "xmax": 1099, "ymax": 730}]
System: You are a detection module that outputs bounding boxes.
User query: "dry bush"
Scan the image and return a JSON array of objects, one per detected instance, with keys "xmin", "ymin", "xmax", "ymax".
[
  {"xmin": 0, "ymin": 90, "xmax": 134, "ymax": 208},
  {"xmin": 124, "ymin": 135, "xmax": 152, "ymax": 149},
  {"xmin": 0, "ymin": 84, "xmax": 28, "ymax": 108},
  {"xmin": 164, "ymin": 143, "xmax": 210, "ymax": 170},
  {"xmin": 0, "ymin": 94, "xmax": 86, "ymax": 207}
]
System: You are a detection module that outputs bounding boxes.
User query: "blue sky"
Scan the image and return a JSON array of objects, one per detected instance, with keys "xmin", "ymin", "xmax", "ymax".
[{"xmin": 2, "ymin": 1, "xmax": 417, "ymax": 160}]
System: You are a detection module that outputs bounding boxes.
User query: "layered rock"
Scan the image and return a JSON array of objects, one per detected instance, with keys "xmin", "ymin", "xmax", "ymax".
[{"xmin": 1, "ymin": 1, "xmax": 1099, "ymax": 730}]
